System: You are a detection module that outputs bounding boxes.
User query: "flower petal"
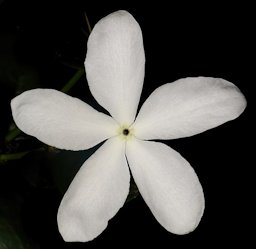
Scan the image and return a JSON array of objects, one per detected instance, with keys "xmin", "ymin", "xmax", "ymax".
[
  {"xmin": 126, "ymin": 139, "xmax": 204, "ymax": 235},
  {"xmin": 57, "ymin": 137, "xmax": 130, "ymax": 242},
  {"xmin": 133, "ymin": 77, "xmax": 246, "ymax": 140},
  {"xmin": 85, "ymin": 10, "xmax": 145, "ymax": 125},
  {"xmin": 11, "ymin": 89, "xmax": 118, "ymax": 150}
]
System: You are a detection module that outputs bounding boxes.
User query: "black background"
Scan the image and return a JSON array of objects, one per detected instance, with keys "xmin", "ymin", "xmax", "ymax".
[{"xmin": 0, "ymin": 0, "xmax": 253, "ymax": 248}]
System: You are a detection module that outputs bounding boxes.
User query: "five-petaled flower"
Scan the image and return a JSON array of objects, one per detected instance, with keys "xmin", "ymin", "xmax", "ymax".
[{"xmin": 11, "ymin": 10, "xmax": 246, "ymax": 242}]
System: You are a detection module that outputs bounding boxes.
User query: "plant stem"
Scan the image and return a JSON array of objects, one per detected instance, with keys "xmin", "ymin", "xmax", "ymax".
[
  {"xmin": 84, "ymin": 12, "xmax": 92, "ymax": 33},
  {"xmin": 61, "ymin": 68, "xmax": 84, "ymax": 93},
  {"xmin": 5, "ymin": 127, "xmax": 22, "ymax": 143},
  {"xmin": 0, "ymin": 151, "xmax": 30, "ymax": 162}
]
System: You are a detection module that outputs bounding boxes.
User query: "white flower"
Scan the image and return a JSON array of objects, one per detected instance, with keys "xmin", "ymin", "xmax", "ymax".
[{"xmin": 11, "ymin": 10, "xmax": 246, "ymax": 242}]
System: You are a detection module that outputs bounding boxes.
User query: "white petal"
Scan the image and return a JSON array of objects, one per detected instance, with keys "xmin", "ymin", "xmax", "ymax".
[
  {"xmin": 133, "ymin": 77, "xmax": 247, "ymax": 140},
  {"xmin": 11, "ymin": 89, "xmax": 118, "ymax": 150},
  {"xmin": 85, "ymin": 10, "xmax": 145, "ymax": 125},
  {"xmin": 126, "ymin": 139, "xmax": 204, "ymax": 235},
  {"xmin": 57, "ymin": 137, "xmax": 130, "ymax": 242}
]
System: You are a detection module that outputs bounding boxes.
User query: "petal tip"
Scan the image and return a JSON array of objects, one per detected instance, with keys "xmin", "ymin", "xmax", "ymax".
[
  {"xmin": 105, "ymin": 10, "xmax": 134, "ymax": 21},
  {"xmin": 168, "ymin": 202, "xmax": 205, "ymax": 235},
  {"xmin": 92, "ymin": 10, "xmax": 137, "ymax": 32},
  {"xmin": 236, "ymin": 90, "xmax": 247, "ymax": 117},
  {"xmin": 168, "ymin": 204, "xmax": 205, "ymax": 235},
  {"xmin": 57, "ymin": 208, "xmax": 106, "ymax": 242}
]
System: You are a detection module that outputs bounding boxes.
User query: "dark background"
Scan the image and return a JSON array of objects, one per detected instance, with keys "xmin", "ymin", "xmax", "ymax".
[{"xmin": 0, "ymin": 0, "xmax": 253, "ymax": 248}]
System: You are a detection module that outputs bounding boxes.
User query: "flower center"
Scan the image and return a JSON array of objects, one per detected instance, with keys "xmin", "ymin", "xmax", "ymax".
[
  {"xmin": 122, "ymin": 129, "xmax": 129, "ymax": 136},
  {"xmin": 117, "ymin": 125, "xmax": 134, "ymax": 141}
]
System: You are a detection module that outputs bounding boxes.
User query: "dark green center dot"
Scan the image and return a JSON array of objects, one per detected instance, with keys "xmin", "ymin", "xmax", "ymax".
[{"xmin": 123, "ymin": 129, "xmax": 129, "ymax": 136}]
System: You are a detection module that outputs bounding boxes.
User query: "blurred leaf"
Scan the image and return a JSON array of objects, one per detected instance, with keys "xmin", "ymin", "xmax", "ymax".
[
  {"xmin": 126, "ymin": 180, "xmax": 139, "ymax": 203},
  {"xmin": 0, "ymin": 32, "xmax": 41, "ymax": 92},
  {"xmin": 4, "ymin": 126, "xmax": 21, "ymax": 144},
  {"xmin": 21, "ymin": 149, "xmax": 53, "ymax": 189},
  {"xmin": 0, "ymin": 198, "xmax": 37, "ymax": 249},
  {"xmin": 47, "ymin": 144, "xmax": 101, "ymax": 194}
]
